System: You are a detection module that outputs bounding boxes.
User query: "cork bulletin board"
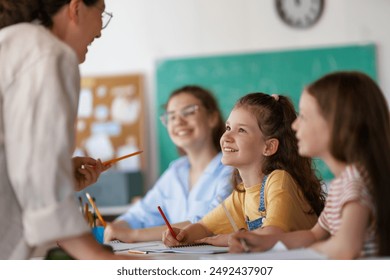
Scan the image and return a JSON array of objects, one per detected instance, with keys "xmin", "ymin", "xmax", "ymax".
[{"xmin": 74, "ymin": 74, "xmax": 145, "ymax": 172}]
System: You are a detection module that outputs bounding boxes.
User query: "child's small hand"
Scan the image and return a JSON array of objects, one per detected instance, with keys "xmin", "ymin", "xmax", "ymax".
[
  {"xmin": 162, "ymin": 227, "xmax": 186, "ymax": 247},
  {"xmin": 228, "ymin": 231, "xmax": 253, "ymax": 253},
  {"xmin": 228, "ymin": 231, "xmax": 277, "ymax": 253}
]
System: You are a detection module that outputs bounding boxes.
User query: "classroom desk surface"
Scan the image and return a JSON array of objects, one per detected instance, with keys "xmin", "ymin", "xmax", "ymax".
[
  {"xmin": 113, "ymin": 241, "xmax": 327, "ymax": 260},
  {"xmin": 118, "ymin": 249, "xmax": 327, "ymax": 260}
]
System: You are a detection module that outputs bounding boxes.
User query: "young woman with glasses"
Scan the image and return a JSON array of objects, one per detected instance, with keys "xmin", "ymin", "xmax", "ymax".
[
  {"xmin": 0, "ymin": 1, "xmax": 141, "ymax": 259},
  {"xmin": 103, "ymin": 86, "xmax": 234, "ymax": 243}
]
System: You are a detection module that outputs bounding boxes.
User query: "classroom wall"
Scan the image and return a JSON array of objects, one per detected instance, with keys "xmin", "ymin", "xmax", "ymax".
[{"xmin": 80, "ymin": 0, "xmax": 390, "ymax": 188}]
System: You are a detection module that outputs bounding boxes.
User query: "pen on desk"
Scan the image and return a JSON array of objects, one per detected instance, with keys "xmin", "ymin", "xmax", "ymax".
[
  {"xmin": 217, "ymin": 196, "xmax": 250, "ymax": 253},
  {"xmin": 157, "ymin": 206, "xmax": 177, "ymax": 239},
  {"xmin": 102, "ymin": 150, "xmax": 143, "ymax": 166},
  {"xmin": 86, "ymin": 192, "xmax": 106, "ymax": 227},
  {"xmin": 128, "ymin": 250, "xmax": 148, "ymax": 255}
]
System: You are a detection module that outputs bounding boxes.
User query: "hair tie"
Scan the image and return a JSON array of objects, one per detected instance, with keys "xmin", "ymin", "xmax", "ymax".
[{"xmin": 271, "ymin": 94, "xmax": 279, "ymax": 101}]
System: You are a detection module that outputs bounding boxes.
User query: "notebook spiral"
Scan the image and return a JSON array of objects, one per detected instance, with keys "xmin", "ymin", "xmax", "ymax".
[{"xmin": 171, "ymin": 242, "xmax": 209, "ymax": 248}]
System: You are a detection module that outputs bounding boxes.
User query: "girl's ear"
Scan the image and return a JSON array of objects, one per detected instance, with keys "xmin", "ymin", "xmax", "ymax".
[
  {"xmin": 208, "ymin": 111, "xmax": 219, "ymax": 129},
  {"xmin": 263, "ymin": 138, "xmax": 279, "ymax": 156}
]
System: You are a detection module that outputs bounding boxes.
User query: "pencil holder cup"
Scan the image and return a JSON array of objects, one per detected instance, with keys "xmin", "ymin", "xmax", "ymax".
[{"xmin": 92, "ymin": 226, "xmax": 105, "ymax": 244}]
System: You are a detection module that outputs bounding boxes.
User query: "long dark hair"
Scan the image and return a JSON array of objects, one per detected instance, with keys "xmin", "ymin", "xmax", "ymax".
[
  {"xmin": 0, "ymin": 0, "xmax": 99, "ymax": 29},
  {"xmin": 163, "ymin": 85, "xmax": 225, "ymax": 154},
  {"xmin": 307, "ymin": 71, "xmax": 390, "ymax": 256},
  {"xmin": 232, "ymin": 92, "xmax": 325, "ymax": 216}
]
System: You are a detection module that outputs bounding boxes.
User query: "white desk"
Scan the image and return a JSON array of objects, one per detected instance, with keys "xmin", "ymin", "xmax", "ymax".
[{"xmin": 99, "ymin": 204, "xmax": 132, "ymax": 221}]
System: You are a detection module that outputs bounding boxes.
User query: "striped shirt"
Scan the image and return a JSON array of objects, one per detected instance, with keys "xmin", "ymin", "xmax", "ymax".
[{"xmin": 318, "ymin": 165, "xmax": 377, "ymax": 257}]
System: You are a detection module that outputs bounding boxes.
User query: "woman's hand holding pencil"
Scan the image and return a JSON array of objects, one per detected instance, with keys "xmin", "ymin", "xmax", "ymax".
[
  {"xmin": 72, "ymin": 151, "xmax": 142, "ymax": 191},
  {"xmin": 73, "ymin": 157, "xmax": 108, "ymax": 191}
]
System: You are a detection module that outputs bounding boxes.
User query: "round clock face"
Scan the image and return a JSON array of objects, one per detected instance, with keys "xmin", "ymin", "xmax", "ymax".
[{"xmin": 276, "ymin": 0, "xmax": 324, "ymax": 28}]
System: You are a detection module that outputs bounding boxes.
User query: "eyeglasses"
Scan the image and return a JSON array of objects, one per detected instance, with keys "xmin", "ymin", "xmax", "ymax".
[
  {"xmin": 93, "ymin": 5, "xmax": 113, "ymax": 29},
  {"xmin": 160, "ymin": 104, "xmax": 200, "ymax": 126},
  {"xmin": 101, "ymin": 10, "xmax": 113, "ymax": 29}
]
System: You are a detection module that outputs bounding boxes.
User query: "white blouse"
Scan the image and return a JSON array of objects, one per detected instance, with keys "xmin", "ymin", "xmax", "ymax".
[{"xmin": 0, "ymin": 23, "xmax": 89, "ymax": 259}]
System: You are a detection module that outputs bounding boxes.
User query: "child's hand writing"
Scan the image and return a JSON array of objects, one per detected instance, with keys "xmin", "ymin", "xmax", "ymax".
[
  {"xmin": 228, "ymin": 231, "xmax": 277, "ymax": 253},
  {"xmin": 162, "ymin": 227, "xmax": 187, "ymax": 247}
]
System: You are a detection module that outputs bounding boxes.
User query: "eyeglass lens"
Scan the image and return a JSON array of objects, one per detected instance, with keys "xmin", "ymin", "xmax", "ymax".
[
  {"xmin": 161, "ymin": 104, "xmax": 199, "ymax": 126},
  {"xmin": 102, "ymin": 11, "xmax": 113, "ymax": 29}
]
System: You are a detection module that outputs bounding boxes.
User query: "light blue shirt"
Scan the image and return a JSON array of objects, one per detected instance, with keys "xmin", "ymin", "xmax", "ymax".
[{"xmin": 117, "ymin": 152, "xmax": 233, "ymax": 228}]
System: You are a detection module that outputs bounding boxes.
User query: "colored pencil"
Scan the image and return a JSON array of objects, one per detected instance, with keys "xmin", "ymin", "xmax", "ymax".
[{"xmin": 102, "ymin": 150, "xmax": 143, "ymax": 166}]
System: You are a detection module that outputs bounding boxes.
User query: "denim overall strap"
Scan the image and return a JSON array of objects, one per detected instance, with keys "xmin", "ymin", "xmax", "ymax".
[
  {"xmin": 246, "ymin": 175, "xmax": 268, "ymax": 231},
  {"xmin": 258, "ymin": 175, "xmax": 267, "ymax": 213}
]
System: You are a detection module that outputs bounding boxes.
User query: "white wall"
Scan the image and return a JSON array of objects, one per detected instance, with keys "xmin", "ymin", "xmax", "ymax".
[{"xmin": 80, "ymin": 0, "xmax": 390, "ymax": 187}]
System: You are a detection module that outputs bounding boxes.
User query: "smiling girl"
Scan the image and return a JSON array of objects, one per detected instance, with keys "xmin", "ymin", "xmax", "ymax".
[{"xmin": 162, "ymin": 92, "xmax": 325, "ymax": 247}]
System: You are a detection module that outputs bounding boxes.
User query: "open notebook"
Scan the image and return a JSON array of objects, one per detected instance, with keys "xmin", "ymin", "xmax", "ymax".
[{"xmin": 107, "ymin": 240, "xmax": 228, "ymax": 254}]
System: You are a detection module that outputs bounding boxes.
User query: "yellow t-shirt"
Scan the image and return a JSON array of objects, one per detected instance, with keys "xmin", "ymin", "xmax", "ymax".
[{"xmin": 201, "ymin": 169, "xmax": 317, "ymax": 234}]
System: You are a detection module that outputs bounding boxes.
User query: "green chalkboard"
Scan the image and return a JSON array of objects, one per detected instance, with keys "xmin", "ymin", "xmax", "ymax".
[{"xmin": 155, "ymin": 44, "xmax": 377, "ymax": 181}]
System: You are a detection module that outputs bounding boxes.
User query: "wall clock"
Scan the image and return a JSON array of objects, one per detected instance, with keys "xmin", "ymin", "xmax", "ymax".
[{"xmin": 275, "ymin": 0, "xmax": 325, "ymax": 28}]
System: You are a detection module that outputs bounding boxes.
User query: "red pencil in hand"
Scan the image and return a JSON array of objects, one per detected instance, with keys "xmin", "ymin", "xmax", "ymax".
[{"xmin": 157, "ymin": 206, "xmax": 177, "ymax": 239}]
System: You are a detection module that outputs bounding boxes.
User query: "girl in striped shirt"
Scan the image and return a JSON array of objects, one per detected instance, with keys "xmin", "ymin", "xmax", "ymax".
[{"xmin": 229, "ymin": 71, "xmax": 390, "ymax": 259}]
